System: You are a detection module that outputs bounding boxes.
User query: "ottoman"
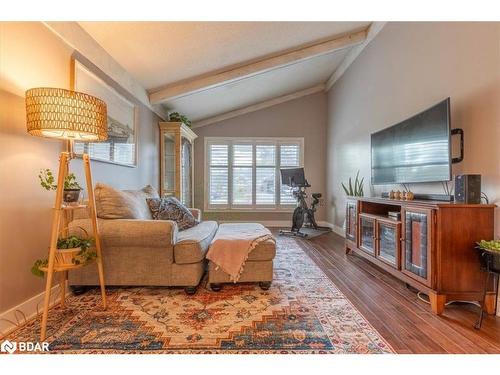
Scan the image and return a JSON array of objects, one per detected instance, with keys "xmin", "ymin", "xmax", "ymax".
[{"xmin": 208, "ymin": 223, "xmax": 276, "ymax": 291}]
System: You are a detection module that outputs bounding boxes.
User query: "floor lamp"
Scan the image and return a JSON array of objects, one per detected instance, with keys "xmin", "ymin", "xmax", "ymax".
[{"xmin": 25, "ymin": 87, "xmax": 108, "ymax": 341}]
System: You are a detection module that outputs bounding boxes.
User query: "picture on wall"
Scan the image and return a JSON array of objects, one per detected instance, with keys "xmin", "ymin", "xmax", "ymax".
[{"xmin": 72, "ymin": 57, "xmax": 137, "ymax": 167}]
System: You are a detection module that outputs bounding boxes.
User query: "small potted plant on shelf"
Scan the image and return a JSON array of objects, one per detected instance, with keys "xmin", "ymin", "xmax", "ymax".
[
  {"xmin": 168, "ymin": 111, "xmax": 192, "ymax": 128},
  {"xmin": 31, "ymin": 233, "xmax": 96, "ymax": 277},
  {"xmin": 38, "ymin": 168, "xmax": 82, "ymax": 203}
]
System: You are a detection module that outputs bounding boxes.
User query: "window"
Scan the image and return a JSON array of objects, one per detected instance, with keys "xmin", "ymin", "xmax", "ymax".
[{"xmin": 206, "ymin": 137, "xmax": 304, "ymax": 210}]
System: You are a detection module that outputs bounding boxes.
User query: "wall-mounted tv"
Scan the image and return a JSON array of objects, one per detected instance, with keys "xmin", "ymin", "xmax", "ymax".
[{"xmin": 371, "ymin": 98, "xmax": 451, "ymax": 185}]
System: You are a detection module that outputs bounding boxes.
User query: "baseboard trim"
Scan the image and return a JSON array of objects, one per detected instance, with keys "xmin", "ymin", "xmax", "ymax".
[
  {"xmin": 332, "ymin": 224, "xmax": 345, "ymax": 238},
  {"xmin": 218, "ymin": 219, "xmax": 345, "ymax": 238},
  {"xmin": 218, "ymin": 220, "xmax": 291, "ymax": 227},
  {"xmin": 0, "ymin": 284, "xmax": 69, "ymax": 338}
]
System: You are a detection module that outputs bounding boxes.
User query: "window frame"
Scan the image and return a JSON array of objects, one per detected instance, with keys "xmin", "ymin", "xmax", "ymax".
[{"xmin": 204, "ymin": 137, "xmax": 304, "ymax": 212}]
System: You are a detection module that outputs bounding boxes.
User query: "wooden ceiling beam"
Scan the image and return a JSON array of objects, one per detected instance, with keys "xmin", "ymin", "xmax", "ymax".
[
  {"xmin": 192, "ymin": 84, "xmax": 325, "ymax": 128},
  {"xmin": 325, "ymin": 22, "xmax": 386, "ymax": 90},
  {"xmin": 149, "ymin": 28, "xmax": 368, "ymax": 104}
]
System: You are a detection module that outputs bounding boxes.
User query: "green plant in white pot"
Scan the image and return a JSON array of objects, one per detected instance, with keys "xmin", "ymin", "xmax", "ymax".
[{"xmin": 31, "ymin": 235, "xmax": 96, "ymax": 277}]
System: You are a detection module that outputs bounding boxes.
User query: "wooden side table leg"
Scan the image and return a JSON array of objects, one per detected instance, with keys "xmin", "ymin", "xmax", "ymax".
[
  {"xmin": 96, "ymin": 256, "xmax": 107, "ymax": 309},
  {"xmin": 484, "ymin": 294, "xmax": 496, "ymax": 315},
  {"xmin": 60, "ymin": 271, "xmax": 68, "ymax": 308},
  {"xmin": 429, "ymin": 291, "xmax": 446, "ymax": 315},
  {"xmin": 40, "ymin": 152, "xmax": 67, "ymax": 341},
  {"xmin": 483, "ymin": 272, "xmax": 498, "ymax": 315},
  {"xmin": 83, "ymin": 154, "xmax": 106, "ymax": 310},
  {"xmin": 40, "ymin": 266, "xmax": 55, "ymax": 342}
]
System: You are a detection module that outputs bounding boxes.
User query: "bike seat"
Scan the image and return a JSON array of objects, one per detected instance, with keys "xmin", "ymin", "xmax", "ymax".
[{"xmin": 312, "ymin": 193, "xmax": 322, "ymax": 199}]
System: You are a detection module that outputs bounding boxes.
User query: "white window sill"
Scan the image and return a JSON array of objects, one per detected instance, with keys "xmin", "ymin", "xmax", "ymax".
[{"xmin": 205, "ymin": 207, "xmax": 296, "ymax": 213}]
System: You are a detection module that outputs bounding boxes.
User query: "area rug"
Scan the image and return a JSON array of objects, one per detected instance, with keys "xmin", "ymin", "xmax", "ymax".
[{"xmin": 4, "ymin": 236, "xmax": 394, "ymax": 354}]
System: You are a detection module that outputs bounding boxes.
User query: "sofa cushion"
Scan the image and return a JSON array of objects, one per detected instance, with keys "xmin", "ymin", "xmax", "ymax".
[
  {"xmin": 174, "ymin": 221, "xmax": 218, "ymax": 264},
  {"xmin": 70, "ymin": 218, "xmax": 176, "ymax": 252},
  {"xmin": 95, "ymin": 183, "xmax": 159, "ymax": 220},
  {"xmin": 147, "ymin": 197, "xmax": 199, "ymax": 231}
]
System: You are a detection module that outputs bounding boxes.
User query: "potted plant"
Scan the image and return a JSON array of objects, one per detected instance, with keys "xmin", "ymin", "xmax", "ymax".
[
  {"xmin": 38, "ymin": 168, "xmax": 82, "ymax": 203},
  {"xmin": 31, "ymin": 234, "xmax": 96, "ymax": 277},
  {"xmin": 168, "ymin": 111, "xmax": 192, "ymax": 128},
  {"xmin": 341, "ymin": 170, "xmax": 364, "ymax": 197}
]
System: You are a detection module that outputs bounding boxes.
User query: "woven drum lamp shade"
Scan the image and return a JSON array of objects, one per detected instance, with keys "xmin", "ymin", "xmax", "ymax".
[{"xmin": 25, "ymin": 87, "xmax": 108, "ymax": 141}]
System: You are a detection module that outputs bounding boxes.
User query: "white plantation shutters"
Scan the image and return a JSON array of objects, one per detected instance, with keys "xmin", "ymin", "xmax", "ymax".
[
  {"xmin": 206, "ymin": 138, "xmax": 303, "ymax": 210},
  {"xmin": 279, "ymin": 144, "xmax": 301, "ymax": 205},
  {"xmin": 208, "ymin": 144, "xmax": 229, "ymax": 204},
  {"xmin": 232, "ymin": 144, "xmax": 253, "ymax": 205},
  {"xmin": 256, "ymin": 144, "xmax": 276, "ymax": 205},
  {"xmin": 280, "ymin": 144, "xmax": 301, "ymax": 166}
]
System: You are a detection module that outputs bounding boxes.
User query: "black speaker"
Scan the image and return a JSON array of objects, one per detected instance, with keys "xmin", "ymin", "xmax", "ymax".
[{"xmin": 454, "ymin": 174, "xmax": 481, "ymax": 204}]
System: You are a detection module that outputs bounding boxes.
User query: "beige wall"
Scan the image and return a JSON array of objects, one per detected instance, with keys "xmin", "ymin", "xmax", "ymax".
[
  {"xmin": 326, "ymin": 22, "xmax": 500, "ymax": 237},
  {"xmin": 194, "ymin": 92, "xmax": 327, "ymax": 223},
  {"xmin": 0, "ymin": 22, "xmax": 161, "ymax": 313}
]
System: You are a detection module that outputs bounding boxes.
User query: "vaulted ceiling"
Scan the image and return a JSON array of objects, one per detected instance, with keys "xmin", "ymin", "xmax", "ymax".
[{"xmin": 79, "ymin": 22, "xmax": 375, "ymax": 124}]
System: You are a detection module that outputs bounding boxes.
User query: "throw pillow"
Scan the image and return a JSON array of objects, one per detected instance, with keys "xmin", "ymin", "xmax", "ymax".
[
  {"xmin": 146, "ymin": 197, "xmax": 199, "ymax": 231},
  {"xmin": 95, "ymin": 183, "xmax": 159, "ymax": 220}
]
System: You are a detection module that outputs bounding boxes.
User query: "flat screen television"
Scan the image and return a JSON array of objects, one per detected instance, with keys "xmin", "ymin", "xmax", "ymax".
[{"xmin": 371, "ymin": 98, "xmax": 451, "ymax": 185}]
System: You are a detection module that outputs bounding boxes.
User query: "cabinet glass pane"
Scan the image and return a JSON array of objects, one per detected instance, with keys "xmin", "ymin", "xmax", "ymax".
[
  {"xmin": 346, "ymin": 202, "xmax": 357, "ymax": 241},
  {"xmin": 404, "ymin": 211, "xmax": 429, "ymax": 279},
  {"xmin": 181, "ymin": 137, "xmax": 192, "ymax": 207},
  {"xmin": 379, "ymin": 223, "xmax": 397, "ymax": 265},
  {"xmin": 360, "ymin": 217, "xmax": 375, "ymax": 254},
  {"xmin": 163, "ymin": 134, "xmax": 175, "ymax": 192}
]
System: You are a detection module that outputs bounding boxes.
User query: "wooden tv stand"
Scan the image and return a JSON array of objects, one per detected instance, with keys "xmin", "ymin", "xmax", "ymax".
[{"xmin": 344, "ymin": 196, "xmax": 497, "ymax": 315}]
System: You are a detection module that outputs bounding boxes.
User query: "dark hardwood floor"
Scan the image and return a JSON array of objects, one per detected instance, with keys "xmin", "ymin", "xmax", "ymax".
[{"xmin": 292, "ymin": 230, "xmax": 500, "ymax": 354}]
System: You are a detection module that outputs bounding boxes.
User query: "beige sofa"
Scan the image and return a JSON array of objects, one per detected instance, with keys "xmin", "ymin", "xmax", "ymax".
[{"xmin": 68, "ymin": 184, "xmax": 218, "ymax": 294}]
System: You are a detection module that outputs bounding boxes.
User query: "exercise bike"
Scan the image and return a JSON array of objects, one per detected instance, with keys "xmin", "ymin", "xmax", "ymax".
[{"xmin": 279, "ymin": 168, "xmax": 330, "ymax": 238}]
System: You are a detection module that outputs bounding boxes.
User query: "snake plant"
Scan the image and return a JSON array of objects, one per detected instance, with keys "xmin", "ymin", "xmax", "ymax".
[{"xmin": 341, "ymin": 170, "xmax": 364, "ymax": 197}]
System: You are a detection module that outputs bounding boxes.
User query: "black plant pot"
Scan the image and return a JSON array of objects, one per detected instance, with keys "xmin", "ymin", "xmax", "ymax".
[{"xmin": 63, "ymin": 189, "xmax": 81, "ymax": 203}]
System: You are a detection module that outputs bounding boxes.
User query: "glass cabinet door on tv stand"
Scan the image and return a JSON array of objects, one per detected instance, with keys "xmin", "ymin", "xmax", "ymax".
[{"xmin": 159, "ymin": 122, "xmax": 197, "ymax": 207}]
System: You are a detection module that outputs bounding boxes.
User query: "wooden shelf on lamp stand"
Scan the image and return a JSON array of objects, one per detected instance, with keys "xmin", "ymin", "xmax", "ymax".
[{"xmin": 39, "ymin": 151, "xmax": 107, "ymax": 341}]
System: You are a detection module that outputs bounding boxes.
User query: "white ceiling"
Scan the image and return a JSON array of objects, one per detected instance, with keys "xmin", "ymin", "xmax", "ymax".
[
  {"xmin": 167, "ymin": 49, "xmax": 349, "ymax": 121},
  {"xmin": 79, "ymin": 22, "xmax": 370, "ymax": 121}
]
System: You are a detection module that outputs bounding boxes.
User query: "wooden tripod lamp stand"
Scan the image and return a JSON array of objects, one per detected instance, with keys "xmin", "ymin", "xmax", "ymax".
[{"xmin": 25, "ymin": 87, "xmax": 108, "ymax": 341}]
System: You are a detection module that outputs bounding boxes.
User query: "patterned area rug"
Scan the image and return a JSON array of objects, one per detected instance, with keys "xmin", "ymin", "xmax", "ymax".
[{"xmin": 5, "ymin": 236, "xmax": 394, "ymax": 354}]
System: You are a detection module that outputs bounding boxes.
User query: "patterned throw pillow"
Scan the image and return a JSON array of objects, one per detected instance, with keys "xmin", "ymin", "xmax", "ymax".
[{"xmin": 146, "ymin": 197, "xmax": 199, "ymax": 231}]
